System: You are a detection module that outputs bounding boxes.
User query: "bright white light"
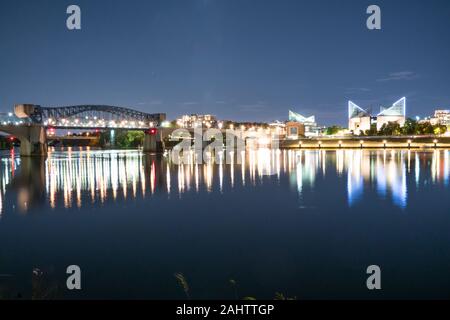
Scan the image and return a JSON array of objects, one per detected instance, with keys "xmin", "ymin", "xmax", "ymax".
[
  {"xmin": 289, "ymin": 110, "xmax": 316, "ymax": 123},
  {"xmin": 348, "ymin": 101, "xmax": 370, "ymax": 119},
  {"xmin": 378, "ymin": 97, "xmax": 406, "ymax": 117},
  {"xmin": 258, "ymin": 137, "xmax": 270, "ymax": 145}
]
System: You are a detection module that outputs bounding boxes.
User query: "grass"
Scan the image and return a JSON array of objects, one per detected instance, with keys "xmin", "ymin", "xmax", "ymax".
[
  {"xmin": 174, "ymin": 273, "xmax": 296, "ymax": 300},
  {"xmin": 174, "ymin": 272, "xmax": 190, "ymax": 300}
]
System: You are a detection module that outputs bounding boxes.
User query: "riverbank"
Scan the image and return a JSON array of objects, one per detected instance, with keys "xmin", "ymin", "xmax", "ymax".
[{"xmin": 279, "ymin": 136, "xmax": 450, "ymax": 149}]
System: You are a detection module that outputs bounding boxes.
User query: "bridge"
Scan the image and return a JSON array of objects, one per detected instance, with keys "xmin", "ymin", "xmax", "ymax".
[{"xmin": 0, "ymin": 104, "xmax": 167, "ymax": 156}]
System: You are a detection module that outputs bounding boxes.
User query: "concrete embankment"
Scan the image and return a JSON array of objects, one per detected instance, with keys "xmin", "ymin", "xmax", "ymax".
[{"xmin": 279, "ymin": 136, "xmax": 450, "ymax": 149}]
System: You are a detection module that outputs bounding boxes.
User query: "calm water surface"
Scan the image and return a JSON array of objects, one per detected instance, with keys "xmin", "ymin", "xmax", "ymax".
[{"xmin": 0, "ymin": 148, "xmax": 450, "ymax": 299}]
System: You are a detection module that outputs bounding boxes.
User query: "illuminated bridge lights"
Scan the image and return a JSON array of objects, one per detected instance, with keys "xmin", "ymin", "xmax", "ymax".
[
  {"xmin": 41, "ymin": 118, "xmax": 153, "ymax": 129},
  {"xmin": 12, "ymin": 104, "xmax": 166, "ymax": 128},
  {"xmin": 0, "ymin": 120, "xmax": 24, "ymax": 126}
]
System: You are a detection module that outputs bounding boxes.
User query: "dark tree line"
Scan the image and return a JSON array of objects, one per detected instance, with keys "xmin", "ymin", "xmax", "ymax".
[
  {"xmin": 325, "ymin": 118, "xmax": 447, "ymax": 136},
  {"xmin": 367, "ymin": 118, "xmax": 447, "ymax": 136},
  {"xmin": 99, "ymin": 130, "xmax": 145, "ymax": 148}
]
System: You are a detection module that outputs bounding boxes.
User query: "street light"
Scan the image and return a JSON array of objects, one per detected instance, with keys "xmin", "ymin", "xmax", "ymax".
[
  {"xmin": 318, "ymin": 141, "xmax": 322, "ymax": 149},
  {"xmin": 434, "ymin": 139, "xmax": 438, "ymax": 149},
  {"xmin": 407, "ymin": 139, "xmax": 412, "ymax": 149},
  {"xmin": 360, "ymin": 140, "xmax": 364, "ymax": 149},
  {"xmin": 338, "ymin": 140, "xmax": 343, "ymax": 149},
  {"xmin": 383, "ymin": 140, "xmax": 387, "ymax": 149}
]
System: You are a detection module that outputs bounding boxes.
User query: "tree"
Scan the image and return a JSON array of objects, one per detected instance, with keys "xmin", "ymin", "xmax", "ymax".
[
  {"xmin": 378, "ymin": 122, "xmax": 401, "ymax": 136},
  {"xmin": 99, "ymin": 130, "xmax": 111, "ymax": 146},
  {"xmin": 417, "ymin": 122, "xmax": 434, "ymax": 135},
  {"xmin": 364, "ymin": 124, "xmax": 378, "ymax": 136},
  {"xmin": 434, "ymin": 124, "xmax": 447, "ymax": 135},
  {"xmin": 116, "ymin": 130, "xmax": 144, "ymax": 148},
  {"xmin": 360, "ymin": 118, "xmax": 447, "ymax": 137},
  {"xmin": 401, "ymin": 118, "xmax": 418, "ymax": 135},
  {"xmin": 325, "ymin": 125, "xmax": 344, "ymax": 135},
  {"xmin": 100, "ymin": 130, "xmax": 144, "ymax": 149}
]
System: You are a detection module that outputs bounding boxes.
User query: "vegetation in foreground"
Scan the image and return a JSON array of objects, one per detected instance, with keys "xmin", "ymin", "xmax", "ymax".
[{"xmin": 174, "ymin": 272, "xmax": 296, "ymax": 301}]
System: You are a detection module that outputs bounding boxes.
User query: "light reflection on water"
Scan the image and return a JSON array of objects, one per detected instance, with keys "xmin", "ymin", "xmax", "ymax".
[
  {"xmin": 1, "ymin": 148, "xmax": 450, "ymax": 299},
  {"xmin": 0, "ymin": 148, "xmax": 449, "ymax": 215}
]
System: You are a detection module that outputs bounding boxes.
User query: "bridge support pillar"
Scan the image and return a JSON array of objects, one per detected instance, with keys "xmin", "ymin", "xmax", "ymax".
[
  {"xmin": 143, "ymin": 129, "xmax": 165, "ymax": 153},
  {"xmin": 20, "ymin": 125, "xmax": 48, "ymax": 157}
]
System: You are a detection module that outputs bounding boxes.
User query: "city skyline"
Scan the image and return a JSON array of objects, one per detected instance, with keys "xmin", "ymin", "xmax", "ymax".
[
  {"xmin": 1, "ymin": 0, "xmax": 450, "ymax": 304},
  {"xmin": 1, "ymin": 0, "xmax": 450, "ymax": 126}
]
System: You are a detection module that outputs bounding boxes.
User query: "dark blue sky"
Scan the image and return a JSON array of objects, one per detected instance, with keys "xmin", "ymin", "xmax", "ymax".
[{"xmin": 1, "ymin": 0, "xmax": 449, "ymax": 125}]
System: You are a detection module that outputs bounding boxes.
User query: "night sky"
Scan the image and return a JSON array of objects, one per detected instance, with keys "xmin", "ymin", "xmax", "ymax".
[{"xmin": 1, "ymin": 0, "xmax": 449, "ymax": 125}]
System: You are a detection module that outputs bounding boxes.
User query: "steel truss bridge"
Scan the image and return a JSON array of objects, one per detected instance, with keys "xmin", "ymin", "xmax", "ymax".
[{"xmin": 13, "ymin": 104, "xmax": 166, "ymax": 130}]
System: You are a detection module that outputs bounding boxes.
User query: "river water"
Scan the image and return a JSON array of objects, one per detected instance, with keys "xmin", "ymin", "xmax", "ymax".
[{"xmin": 0, "ymin": 148, "xmax": 449, "ymax": 299}]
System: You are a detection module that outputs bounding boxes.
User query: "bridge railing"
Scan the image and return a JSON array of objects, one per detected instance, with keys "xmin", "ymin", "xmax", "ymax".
[{"xmin": 0, "ymin": 113, "xmax": 31, "ymax": 126}]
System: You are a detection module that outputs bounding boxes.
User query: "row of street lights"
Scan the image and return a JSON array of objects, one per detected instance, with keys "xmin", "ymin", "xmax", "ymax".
[{"xmin": 298, "ymin": 139, "xmax": 441, "ymax": 149}]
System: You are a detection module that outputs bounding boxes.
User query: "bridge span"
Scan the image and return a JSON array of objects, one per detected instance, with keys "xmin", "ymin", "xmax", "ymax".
[{"xmin": 0, "ymin": 104, "xmax": 167, "ymax": 156}]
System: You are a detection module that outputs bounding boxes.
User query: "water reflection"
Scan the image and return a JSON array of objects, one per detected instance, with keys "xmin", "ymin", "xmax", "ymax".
[{"xmin": 0, "ymin": 148, "xmax": 449, "ymax": 214}]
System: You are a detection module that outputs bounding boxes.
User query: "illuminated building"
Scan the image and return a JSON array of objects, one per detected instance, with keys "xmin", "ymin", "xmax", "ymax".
[
  {"xmin": 268, "ymin": 121, "xmax": 286, "ymax": 137},
  {"xmin": 428, "ymin": 110, "xmax": 450, "ymax": 126},
  {"xmin": 348, "ymin": 101, "xmax": 372, "ymax": 134},
  {"xmin": 288, "ymin": 110, "xmax": 322, "ymax": 137},
  {"xmin": 376, "ymin": 97, "xmax": 406, "ymax": 131},
  {"xmin": 176, "ymin": 114, "xmax": 217, "ymax": 128},
  {"xmin": 348, "ymin": 98, "xmax": 407, "ymax": 134},
  {"xmin": 285, "ymin": 121, "xmax": 305, "ymax": 139}
]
